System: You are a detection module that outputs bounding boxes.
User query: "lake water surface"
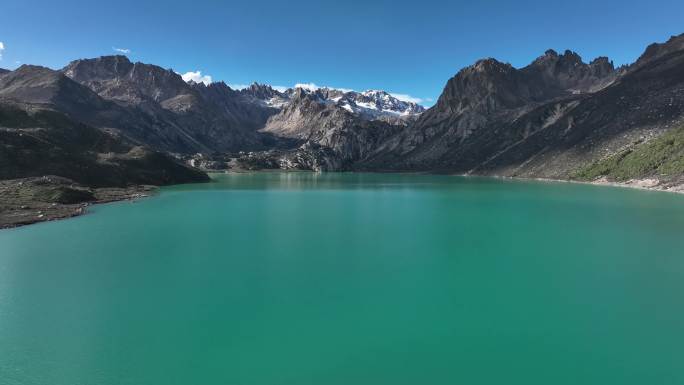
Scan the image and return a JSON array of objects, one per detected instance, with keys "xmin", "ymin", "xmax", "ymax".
[{"xmin": 1, "ymin": 172, "xmax": 684, "ymax": 385}]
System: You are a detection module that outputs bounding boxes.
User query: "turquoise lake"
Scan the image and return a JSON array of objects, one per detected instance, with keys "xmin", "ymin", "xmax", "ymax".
[{"xmin": 1, "ymin": 172, "xmax": 684, "ymax": 385}]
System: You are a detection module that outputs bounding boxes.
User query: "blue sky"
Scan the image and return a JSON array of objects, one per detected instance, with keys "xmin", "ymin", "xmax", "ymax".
[{"xmin": 1, "ymin": 0, "xmax": 683, "ymax": 105}]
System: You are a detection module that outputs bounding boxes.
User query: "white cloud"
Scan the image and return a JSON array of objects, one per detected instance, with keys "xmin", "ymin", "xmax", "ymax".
[
  {"xmin": 0, "ymin": 42, "xmax": 4, "ymax": 60},
  {"xmin": 228, "ymin": 84, "xmax": 249, "ymax": 90},
  {"xmin": 389, "ymin": 93, "xmax": 424, "ymax": 104},
  {"xmin": 112, "ymin": 47, "xmax": 131, "ymax": 54},
  {"xmin": 180, "ymin": 70, "xmax": 213, "ymax": 85},
  {"xmin": 294, "ymin": 82, "xmax": 320, "ymax": 91},
  {"xmin": 272, "ymin": 85, "xmax": 289, "ymax": 92}
]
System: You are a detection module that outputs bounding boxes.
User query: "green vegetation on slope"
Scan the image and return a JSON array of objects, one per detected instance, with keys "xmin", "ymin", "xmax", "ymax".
[{"xmin": 574, "ymin": 124, "xmax": 684, "ymax": 181}]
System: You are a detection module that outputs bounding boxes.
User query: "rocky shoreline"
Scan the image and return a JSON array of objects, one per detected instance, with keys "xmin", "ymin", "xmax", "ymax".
[
  {"xmin": 0, "ymin": 176, "xmax": 157, "ymax": 229},
  {"xmin": 491, "ymin": 175, "xmax": 684, "ymax": 195},
  {"xmin": 587, "ymin": 177, "xmax": 684, "ymax": 194}
]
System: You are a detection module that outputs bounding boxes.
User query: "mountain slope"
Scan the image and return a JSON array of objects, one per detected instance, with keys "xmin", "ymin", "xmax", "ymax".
[
  {"xmin": 0, "ymin": 102, "xmax": 208, "ymax": 187},
  {"xmin": 574, "ymin": 122, "xmax": 684, "ymax": 186},
  {"xmin": 468, "ymin": 46, "xmax": 684, "ymax": 179},
  {"xmin": 0, "ymin": 64, "xmax": 217, "ymax": 152},
  {"xmin": 367, "ymin": 49, "xmax": 618, "ymax": 168},
  {"xmin": 62, "ymin": 56, "xmax": 270, "ymax": 152},
  {"xmin": 2, "ymin": 57, "xmax": 426, "ymax": 158},
  {"xmin": 2, "ymin": 34, "xmax": 684, "ymax": 188},
  {"xmin": 259, "ymin": 88, "xmax": 403, "ymax": 168},
  {"xmin": 359, "ymin": 34, "xmax": 684, "ymax": 189},
  {"xmin": 0, "ymin": 65, "xmax": 111, "ymax": 116}
]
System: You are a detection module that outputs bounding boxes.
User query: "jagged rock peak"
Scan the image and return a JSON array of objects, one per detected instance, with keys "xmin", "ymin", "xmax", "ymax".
[
  {"xmin": 206, "ymin": 80, "xmax": 232, "ymax": 90},
  {"xmin": 352, "ymin": 90, "xmax": 425, "ymax": 115},
  {"xmin": 0, "ymin": 63, "xmax": 108, "ymax": 114},
  {"xmin": 530, "ymin": 49, "xmax": 585, "ymax": 68},
  {"xmin": 62, "ymin": 55, "xmax": 185, "ymax": 85},
  {"xmin": 424, "ymin": 46, "xmax": 620, "ymax": 131},
  {"xmin": 63, "ymin": 55, "xmax": 133, "ymax": 78},
  {"xmin": 60, "ymin": 55, "xmax": 191, "ymax": 105},
  {"xmin": 589, "ymin": 56, "xmax": 615, "ymax": 76},
  {"xmin": 590, "ymin": 56, "xmax": 612, "ymax": 66},
  {"xmin": 520, "ymin": 48, "xmax": 617, "ymax": 93},
  {"xmin": 291, "ymin": 87, "xmax": 312, "ymax": 100},
  {"xmin": 12, "ymin": 64, "xmax": 50, "ymax": 72},
  {"xmin": 530, "ymin": 49, "xmax": 616, "ymax": 77},
  {"xmin": 187, "ymin": 79, "xmax": 207, "ymax": 88},
  {"xmin": 242, "ymin": 82, "xmax": 282, "ymax": 99},
  {"xmin": 248, "ymin": 82, "xmax": 272, "ymax": 91},
  {"xmin": 561, "ymin": 49, "xmax": 582, "ymax": 62},
  {"xmin": 471, "ymin": 58, "xmax": 514, "ymax": 73},
  {"xmin": 1, "ymin": 64, "xmax": 73, "ymax": 88},
  {"xmin": 636, "ymin": 32, "xmax": 684, "ymax": 66}
]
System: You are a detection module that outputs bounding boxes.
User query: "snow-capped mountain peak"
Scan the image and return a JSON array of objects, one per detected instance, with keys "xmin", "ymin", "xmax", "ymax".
[
  {"xmin": 239, "ymin": 83, "xmax": 425, "ymax": 121},
  {"xmin": 354, "ymin": 90, "xmax": 425, "ymax": 116},
  {"xmin": 239, "ymin": 82, "xmax": 290, "ymax": 108}
]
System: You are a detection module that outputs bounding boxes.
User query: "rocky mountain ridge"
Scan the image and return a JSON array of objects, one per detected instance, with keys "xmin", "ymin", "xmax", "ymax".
[
  {"xmin": 235, "ymin": 82, "xmax": 425, "ymax": 122},
  {"xmin": 0, "ymin": 101, "xmax": 208, "ymax": 187},
  {"xmin": 360, "ymin": 33, "xmax": 684, "ymax": 191},
  {"xmin": 61, "ymin": 56, "xmax": 272, "ymax": 153},
  {"xmin": 1, "ymin": 33, "xmax": 684, "ymax": 188}
]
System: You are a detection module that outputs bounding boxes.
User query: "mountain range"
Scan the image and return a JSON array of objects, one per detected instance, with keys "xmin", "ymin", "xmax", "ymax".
[{"xmin": 1, "ymin": 33, "xmax": 684, "ymax": 194}]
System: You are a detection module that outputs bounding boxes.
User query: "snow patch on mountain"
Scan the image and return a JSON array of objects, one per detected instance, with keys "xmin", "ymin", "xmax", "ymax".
[
  {"xmin": 293, "ymin": 82, "xmax": 354, "ymax": 93},
  {"xmin": 180, "ymin": 71, "xmax": 212, "ymax": 85}
]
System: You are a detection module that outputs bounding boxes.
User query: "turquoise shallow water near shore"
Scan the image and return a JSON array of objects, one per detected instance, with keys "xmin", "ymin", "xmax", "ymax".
[{"xmin": 1, "ymin": 172, "xmax": 684, "ymax": 385}]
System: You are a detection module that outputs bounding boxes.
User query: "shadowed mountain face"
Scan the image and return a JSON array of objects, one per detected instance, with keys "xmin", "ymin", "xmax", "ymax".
[
  {"xmin": 361, "ymin": 33, "xmax": 684, "ymax": 187},
  {"xmin": 0, "ymin": 103, "xmax": 208, "ymax": 187},
  {"xmin": 373, "ymin": 50, "xmax": 619, "ymax": 164},
  {"xmin": 635, "ymin": 34, "xmax": 684, "ymax": 68},
  {"xmin": 61, "ymin": 56, "xmax": 274, "ymax": 153},
  {"xmin": 191, "ymin": 81, "xmax": 281, "ymax": 133},
  {"xmin": 0, "ymin": 65, "xmax": 110, "ymax": 115},
  {"xmin": 1, "ymin": 56, "xmax": 426, "ymax": 163},
  {"xmin": 57, "ymin": 56, "xmax": 421, "ymax": 155},
  {"xmin": 63, "ymin": 55, "xmax": 191, "ymax": 107},
  {"xmin": 0, "ymin": 65, "xmax": 209, "ymax": 187}
]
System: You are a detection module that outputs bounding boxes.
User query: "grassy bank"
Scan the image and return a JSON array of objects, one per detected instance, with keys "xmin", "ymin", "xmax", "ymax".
[{"xmin": 574, "ymin": 124, "xmax": 684, "ymax": 182}]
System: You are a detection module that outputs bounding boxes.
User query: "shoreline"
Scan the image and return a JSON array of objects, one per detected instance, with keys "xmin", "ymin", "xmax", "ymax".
[
  {"xmin": 0, "ymin": 176, "xmax": 157, "ymax": 230},
  {"xmin": 213, "ymin": 168, "xmax": 684, "ymax": 195},
  {"xmin": 3, "ymin": 172, "xmax": 683, "ymax": 230},
  {"xmin": 491, "ymin": 175, "xmax": 684, "ymax": 195}
]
